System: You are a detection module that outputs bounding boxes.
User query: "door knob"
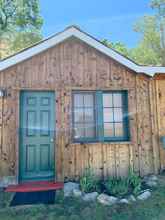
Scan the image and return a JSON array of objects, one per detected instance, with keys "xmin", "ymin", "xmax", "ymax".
[{"xmin": 50, "ymin": 138, "xmax": 54, "ymax": 143}]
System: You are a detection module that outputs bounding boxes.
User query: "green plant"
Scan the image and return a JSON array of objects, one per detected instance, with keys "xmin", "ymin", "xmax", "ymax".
[
  {"xmin": 80, "ymin": 168, "xmax": 100, "ymax": 193},
  {"xmin": 104, "ymin": 169, "xmax": 142, "ymax": 197},
  {"xmin": 104, "ymin": 177, "xmax": 129, "ymax": 197},
  {"xmin": 128, "ymin": 168, "xmax": 142, "ymax": 195}
]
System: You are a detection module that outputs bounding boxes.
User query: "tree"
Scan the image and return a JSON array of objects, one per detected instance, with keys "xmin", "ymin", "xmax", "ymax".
[
  {"xmin": 102, "ymin": 1, "xmax": 165, "ymax": 66},
  {"xmin": 10, "ymin": 31, "xmax": 42, "ymax": 53},
  {"xmin": 131, "ymin": 16, "xmax": 161, "ymax": 65},
  {"xmin": 0, "ymin": 0, "xmax": 43, "ymax": 34},
  {"xmin": 0, "ymin": 0, "xmax": 43, "ymax": 58},
  {"xmin": 102, "ymin": 39, "xmax": 131, "ymax": 59},
  {"xmin": 131, "ymin": 0, "xmax": 165, "ymax": 65}
]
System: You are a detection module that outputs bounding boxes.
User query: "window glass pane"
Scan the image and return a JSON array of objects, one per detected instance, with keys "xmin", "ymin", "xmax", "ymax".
[
  {"xmin": 115, "ymin": 123, "xmax": 123, "ymax": 137},
  {"xmin": 113, "ymin": 93, "xmax": 122, "ymax": 107},
  {"xmin": 74, "ymin": 94, "xmax": 83, "ymax": 107},
  {"xmin": 114, "ymin": 108, "xmax": 123, "ymax": 122},
  {"xmin": 104, "ymin": 123, "xmax": 114, "ymax": 137},
  {"xmin": 103, "ymin": 93, "xmax": 113, "ymax": 107},
  {"xmin": 74, "ymin": 123, "xmax": 84, "ymax": 138},
  {"xmin": 84, "ymin": 94, "xmax": 94, "ymax": 107},
  {"xmin": 103, "ymin": 108, "xmax": 113, "ymax": 122},
  {"xmin": 85, "ymin": 124, "xmax": 95, "ymax": 138},
  {"xmin": 84, "ymin": 108, "xmax": 94, "ymax": 122},
  {"xmin": 74, "ymin": 109, "xmax": 84, "ymax": 123},
  {"xmin": 73, "ymin": 92, "xmax": 95, "ymax": 140}
]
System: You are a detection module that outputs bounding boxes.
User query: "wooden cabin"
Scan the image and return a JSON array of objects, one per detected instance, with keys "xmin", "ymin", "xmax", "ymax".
[{"xmin": 0, "ymin": 26, "xmax": 165, "ymax": 187}]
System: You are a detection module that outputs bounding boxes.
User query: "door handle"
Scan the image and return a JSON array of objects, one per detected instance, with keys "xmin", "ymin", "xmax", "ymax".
[{"xmin": 50, "ymin": 138, "xmax": 54, "ymax": 143}]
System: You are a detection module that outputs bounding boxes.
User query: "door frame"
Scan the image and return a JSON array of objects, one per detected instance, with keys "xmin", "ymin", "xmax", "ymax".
[{"xmin": 16, "ymin": 89, "xmax": 56, "ymax": 183}]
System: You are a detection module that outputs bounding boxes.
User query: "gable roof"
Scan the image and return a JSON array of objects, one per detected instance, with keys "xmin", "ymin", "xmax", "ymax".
[{"xmin": 0, "ymin": 25, "xmax": 165, "ymax": 77}]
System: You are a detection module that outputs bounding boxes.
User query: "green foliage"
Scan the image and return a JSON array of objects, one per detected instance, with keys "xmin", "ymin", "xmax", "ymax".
[
  {"xmin": 102, "ymin": 39, "xmax": 131, "ymax": 59},
  {"xmin": 104, "ymin": 177, "xmax": 129, "ymax": 197},
  {"xmin": 0, "ymin": 0, "xmax": 43, "ymax": 34},
  {"xmin": 104, "ymin": 168, "xmax": 142, "ymax": 197},
  {"xmin": 0, "ymin": 0, "xmax": 43, "ymax": 59},
  {"xmin": 80, "ymin": 168, "xmax": 100, "ymax": 193},
  {"xmin": 10, "ymin": 31, "xmax": 42, "ymax": 53},
  {"xmin": 132, "ymin": 0, "xmax": 165, "ymax": 65},
  {"xmin": 132, "ymin": 15, "xmax": 162, "ymax": 65},
  {"xmin": 128, "ymin": 168, "xmax": 142, "ymax": 195},
  {"xmin": 80, "ymin": 167, "xmax": 141, "ymax": 197},
  {"xmin": 150, "ymin": 0, "xmax": 165, "ymax": 15},
  {"xmin": 102, "ymin": 0, "xmax": 165, "ymax": 66}
]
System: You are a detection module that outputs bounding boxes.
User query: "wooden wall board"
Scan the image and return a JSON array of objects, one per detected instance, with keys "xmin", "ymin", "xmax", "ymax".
[{"xmin": 0, "ymin": 38, "xmax": 162, "ymax": 181}]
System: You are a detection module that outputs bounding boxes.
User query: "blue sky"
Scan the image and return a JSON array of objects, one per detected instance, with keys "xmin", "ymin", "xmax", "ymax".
[{"xmin": 40, "ymin": 0, "xmax": 153, "ymax": 48}]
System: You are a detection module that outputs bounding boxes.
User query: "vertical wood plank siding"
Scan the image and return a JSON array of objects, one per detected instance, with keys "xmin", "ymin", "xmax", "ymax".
[
  {"xmin": 0, "ymin": 38, "xmax": 162, "ymax": 181},
  {"xmin": 154, "ymin": 76, "xmax": 165, "ymax": 170}
]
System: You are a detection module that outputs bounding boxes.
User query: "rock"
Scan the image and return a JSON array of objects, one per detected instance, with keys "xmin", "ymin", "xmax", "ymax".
[
  {"xmin": 82, "ymin": 192, "xmax": 98, "ymax": 202},
  {"xmin": 145, "ymin": 180, "xmax": 157, "ymax": 188},
  {"xmin": 141, "ymin": 189, "xmax": 151, "ymax": 193},
  {"xmin": 0, "ymin": 176, "xmax": 17, "ymax": 188},
  {"xmin": 149, "ymin": 175, "xmax": 158, "ymax": 181},
  {"xmin": 119, "ymin": 199, "xmax": 129, "ymax": 204},
  {"xmin": 73, "ymin": 189, "xmax": 82, "ymax": 198},
  {"xmin": 137, "ymin": 190, "xmax": 151, "ymax": 201},
  {"xmin": 97, "ymin": 194, "xmax": 118, "ymax": 206},
  {"xmin": 128, "ymin": 195, "xmax": 136, "ymax": 202},
  {"xmin": 64, "ymin": 182, "xmax": 79, "ymax": 197},
  {"xmin": 143, "ymin": 176, "xmax": 149, "ymax": 182},
  {"xmin": 143, "ymin": 175, "xmax": 158, "ymax": 188}
]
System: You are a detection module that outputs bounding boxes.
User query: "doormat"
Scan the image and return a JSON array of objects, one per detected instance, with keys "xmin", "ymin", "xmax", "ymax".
[{"xmin": 10, "ymin": 190, "xmax": 56, "ymax": 206}]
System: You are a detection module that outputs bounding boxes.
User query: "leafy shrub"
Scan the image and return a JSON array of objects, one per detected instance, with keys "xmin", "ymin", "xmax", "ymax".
[
  {"xmin": 128, "ymin": 168, "xmax": 142, "ymax": 195},
  {"xmin": 104, "ymin": 168, "xmax": 142, "ymax": 197},
  {"xmin": 80, "ymin": 168, "xmax": 100, "ymax": 193},
  {"xmin": 104, "ymin": 177, "xmax": 129, "ymax": 197}
]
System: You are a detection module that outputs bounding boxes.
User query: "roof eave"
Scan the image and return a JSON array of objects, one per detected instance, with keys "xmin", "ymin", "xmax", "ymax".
[{"xmin": 0, "ymin": 26, "xmax": 165, "ymax": 77}]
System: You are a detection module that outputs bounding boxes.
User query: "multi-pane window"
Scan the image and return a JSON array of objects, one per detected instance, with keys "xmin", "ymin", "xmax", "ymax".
[
  {"xmin": 73, "ymin": 92, "xmax": 96, "ymax": 140},
  {"xmin": 103, "ymin": 93, "xmax": 124, "ymax": 138},
  {"xmin": 72, "ymin": 91, "xmax": 129, "ymax": 142}
]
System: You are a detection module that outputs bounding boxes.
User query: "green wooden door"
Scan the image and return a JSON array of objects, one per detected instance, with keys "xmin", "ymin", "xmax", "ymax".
[{"xmin": 20, "ymin": 91, "xmax": 55, "ymax": 182}]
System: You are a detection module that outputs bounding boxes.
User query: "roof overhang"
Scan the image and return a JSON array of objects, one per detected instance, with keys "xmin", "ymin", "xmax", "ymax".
[{"xmin": 0, "ymin": 25, "xmax": 165, "ymax": 77}]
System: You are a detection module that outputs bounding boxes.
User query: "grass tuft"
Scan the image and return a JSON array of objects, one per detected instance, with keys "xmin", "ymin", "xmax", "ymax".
[{"xmin": 0, "ymin": 175, "xmax": 165, "ymax": 220}]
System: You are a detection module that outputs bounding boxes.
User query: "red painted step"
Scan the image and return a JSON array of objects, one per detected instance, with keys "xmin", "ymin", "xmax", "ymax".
[{"xmin": 5, "ymin": 181, "xmax": 64, "ymax": 192}]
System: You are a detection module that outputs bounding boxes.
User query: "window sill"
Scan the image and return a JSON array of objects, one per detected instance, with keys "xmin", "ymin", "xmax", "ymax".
[
  {"xmin": 71, "ymin": 141, "xmax": 132, "ymax": 145},
  {"xmin": 103, "ymin": 141, "xmax": 132, "ymax": 145}
]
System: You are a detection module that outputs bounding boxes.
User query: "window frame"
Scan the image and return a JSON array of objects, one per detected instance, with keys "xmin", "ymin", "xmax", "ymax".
[
  {"xmin": 101, "ymin": 91, "xmax": 130, "ymax": 142},
  {"xmin": 72, "ymin": 91, "xmax": 97, "ymax": 143},
  {"xmin": 72, "ymin": 90, "xmax": 130, "ymax": 143}
]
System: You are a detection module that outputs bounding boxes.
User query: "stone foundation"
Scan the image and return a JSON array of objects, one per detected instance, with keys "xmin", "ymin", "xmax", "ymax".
[{"xmin": 0, "ymin": 176, "xmax": 17, "ymax": 188}]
